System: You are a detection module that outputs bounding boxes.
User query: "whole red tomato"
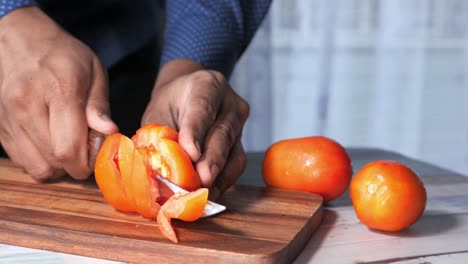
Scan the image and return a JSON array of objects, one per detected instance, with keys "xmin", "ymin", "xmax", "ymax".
[
  {"xmin": 350, "ymin": 160, "xmax": 426, "ymax": 232},
  {"xmin": 262, "ymin": 136, "xmax": 352, "ymax": 202}
]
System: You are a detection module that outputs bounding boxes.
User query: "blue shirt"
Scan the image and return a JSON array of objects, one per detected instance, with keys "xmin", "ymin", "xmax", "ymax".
[{"xmin": 0, "ymin": 0, "xmax": 271, "ymax": 77}]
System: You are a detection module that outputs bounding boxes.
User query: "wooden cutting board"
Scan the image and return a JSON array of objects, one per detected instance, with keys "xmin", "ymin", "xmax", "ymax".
[{"xmin": 0, "ymin": 160, "xmax": 323, "ymax": 264}]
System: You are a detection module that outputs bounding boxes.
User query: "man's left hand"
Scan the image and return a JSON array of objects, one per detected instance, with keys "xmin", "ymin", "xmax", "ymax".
[{"xmin": 142, "ymin": 59, "xmax": 249, "ymax": 201}]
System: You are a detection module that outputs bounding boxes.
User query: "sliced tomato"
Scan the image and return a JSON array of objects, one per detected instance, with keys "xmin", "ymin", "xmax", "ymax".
[
  {"xmin": 94, "ymin": 133, "xmax": 134, "ymax": 212},
  {"xmin": 94, "ymin": 123, "xmax": 209, "ymax": 243},
  {"xmin": 130, "ymin": 147, "xmax": 161, "ymax": 218},
  {"xmin": 116, "ymin": 134, "xmax": 138, "ymax": 209},
  {"xmin": 157, "ymin": 188, "xmax": 209, "ymax": 243}
]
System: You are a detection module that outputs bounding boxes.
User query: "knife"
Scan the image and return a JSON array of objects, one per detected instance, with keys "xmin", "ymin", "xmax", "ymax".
[
  {"xmin": 87, "ymin": 128, "xmax": 226, "ymax": 218},
  {"xmin": 87, "ymin": 128, "xmax": 106, "ymax": 169},
  {"xmin": 156, "ymin": 174, "xmax": 226, "ymax": 217}
]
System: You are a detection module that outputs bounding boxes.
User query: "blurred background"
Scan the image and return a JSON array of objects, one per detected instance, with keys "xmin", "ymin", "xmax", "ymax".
[{"xmin": 231, "ymin": 0, "xmax": 468, "ymax": 175}]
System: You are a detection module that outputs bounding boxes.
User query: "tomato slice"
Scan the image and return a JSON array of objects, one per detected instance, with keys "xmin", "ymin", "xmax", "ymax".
[
  {"xmin": 130, "ymin": 147, "xmax": 161, "ymax": 218},
  {"xmin": 94, "ymin": 133, "xmax": 134, "ymax": 212},
  {"xmin": 157, "ymin": 188, "xmax": 209, "ymax": 243}
]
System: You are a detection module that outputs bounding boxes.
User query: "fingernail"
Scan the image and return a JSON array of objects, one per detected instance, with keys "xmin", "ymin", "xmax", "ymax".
[{"xmin": 211, "ymin": 164, "xmax": 219, "ymax": 178}]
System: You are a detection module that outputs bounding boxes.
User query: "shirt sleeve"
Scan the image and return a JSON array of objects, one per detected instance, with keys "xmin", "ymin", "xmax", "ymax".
[
  {"xmin": 160, "ymin": 0, "xmax": 271, "ymax": 77},
  {"xmin": 0, "ymin": 0, "xmax": 37, "ymax": 19}
]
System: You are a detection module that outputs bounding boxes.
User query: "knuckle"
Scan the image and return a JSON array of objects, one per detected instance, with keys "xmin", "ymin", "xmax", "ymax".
[
  {"xmin": 195, "ymin": 98, "xmax": 218, "ymax": 119},
  {"xmin": 29, "ymin": 165, "xmax": 55, "ymax": 181},
  {"xmin": 236, "ymin": 150, "xmax": 248, "ymax": 170},
  {"xmin": 3, "ymin": 83, "xmax": 30, "ymax": 109},
  {"xmin": 45, "ymin": 74, "xmax": 85, "ymax": 102},
  {"xmin": 47, "ymin": 76, "xmax": 71, "ymax": 99},
  {"xmin": 237, "ymin": 98, "xmax": 250, "ymax": 120}
]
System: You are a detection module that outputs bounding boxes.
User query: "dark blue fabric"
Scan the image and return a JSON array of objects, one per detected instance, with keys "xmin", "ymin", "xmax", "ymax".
[
  {"xmin": 161, "ymin": 0, "xmax": 271, "ymax": 76},
  {"xmin": 0, "ymin": 0, "xmax": 271, "ymax": 76},
  {"xmin": 0, "ymin": 0, "xmax": 37, "ymax": 17}
]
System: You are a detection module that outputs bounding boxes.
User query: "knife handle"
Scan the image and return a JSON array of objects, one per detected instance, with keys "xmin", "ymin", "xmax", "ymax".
[{"xmin": 88, "ymin": 128, "xmax": 106, "ymax": 169}]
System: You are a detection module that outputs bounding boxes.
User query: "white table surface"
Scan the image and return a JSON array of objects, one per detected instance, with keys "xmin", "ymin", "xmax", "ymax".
[{"xmin": 1, "ymin": 148, "xmax": 467, "ymax": 264}]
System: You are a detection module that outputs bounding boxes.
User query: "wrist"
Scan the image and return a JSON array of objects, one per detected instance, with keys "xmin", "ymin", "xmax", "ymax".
[
  {"xmin": 0, "ymin": 6, "xmax": 54, "ymax": 41},
  {"xmin": 0, "ymin": 5, "xmax": 41, "ymax": 28},
  {"xmin": 155, "ymin": 59, "xmax": 205, "ymax": 90}
]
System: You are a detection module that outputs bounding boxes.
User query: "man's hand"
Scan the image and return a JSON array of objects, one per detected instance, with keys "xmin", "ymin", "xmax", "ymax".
[
  {"xmin": 142, "ymin": 59, "xmax": 249, "ymax": 200},
  {"xmin": 0, "ymin": 7, "xmax": 117, "ymax": 181}
]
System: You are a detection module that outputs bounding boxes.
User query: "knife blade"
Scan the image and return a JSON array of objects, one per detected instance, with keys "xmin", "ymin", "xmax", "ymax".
[{"xmin": 156, "ymin": 174, "xmax": 226, "ymax": 218}]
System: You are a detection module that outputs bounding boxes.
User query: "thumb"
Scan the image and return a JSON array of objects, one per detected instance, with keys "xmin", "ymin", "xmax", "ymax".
[{"xmin": 86, "ymin": 58, "xmax": 118, "ymax": 135}]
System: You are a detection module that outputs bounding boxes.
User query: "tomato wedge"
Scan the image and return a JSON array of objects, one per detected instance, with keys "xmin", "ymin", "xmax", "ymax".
[
  {"xmin": 94, "ymin": 133, "xmax": 134, "ymax": 212},
  {"xmin": 157, "ymin": 188, "xmax": 209, "ymax": 243},
  {"xmin": 130, "ymin": 147, "xmax": 161, "ymax": 218},
  {"xmin": 94, "ymin": 124, "xmax": 208, "ymax": 243}
]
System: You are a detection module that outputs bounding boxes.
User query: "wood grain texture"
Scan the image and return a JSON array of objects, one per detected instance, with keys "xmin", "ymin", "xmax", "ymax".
[{"xmin": 0, "ymin": 161, "xmax": 323, "ymax": 264}]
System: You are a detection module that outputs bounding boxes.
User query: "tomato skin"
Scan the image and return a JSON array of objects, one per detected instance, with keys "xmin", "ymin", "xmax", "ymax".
[
  {"xmin": 262, "ymin": 136, "xmax": 352, "ymax": 202},
  {"xmin": 94, "ymin": 133, "xmax": 134, "ymax": 212},
  {"xmin": 350, "ymin": 160, "xmax": 426, "ymax": 232}
]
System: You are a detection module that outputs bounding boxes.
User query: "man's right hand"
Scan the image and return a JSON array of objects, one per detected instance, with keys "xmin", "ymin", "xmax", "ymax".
[{"xmin": 0, "ymin": 7, "xmax": 118, "ymax": 181}]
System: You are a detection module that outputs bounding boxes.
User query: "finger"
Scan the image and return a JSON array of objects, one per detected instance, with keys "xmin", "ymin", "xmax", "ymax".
[
  {"xmin": 49, "ymin": 93, "xmax": 90, "ymax": 180},
  {"xmin": 86, "ymin": 57, "xmax": 118, "ymax": 135},
  {"xmin": 0, "ymin": 129, "xmax": 22, "ymax": 166},
  {"xmin": 1, "ymin": 79, "xmax": 63, "ymax": 170},
  {"xmin": 196, "ymin": 93, "xmax": 250, "ymax": 188},
  {"xmin": 141, "ymin": 99, "xmax": 178, "ymax": 130},
  {"xmin": 209, "ymin": 140, "xmax": 247, "ymax": 201},
  {"xmin": 178, "ymin": 71, "xmax": 227, "ymax": 162},
  {"xmin": 2, "ymin": 125, "xmax": 61, "ymax": 181},
  {"xmin": 12, "ymin": 98, "xmax": 62, "ymax": 168}
]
